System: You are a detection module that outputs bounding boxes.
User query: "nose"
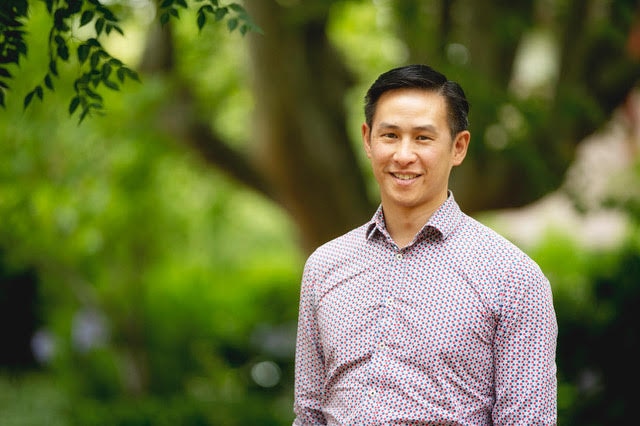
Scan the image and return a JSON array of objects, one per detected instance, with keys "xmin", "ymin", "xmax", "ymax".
[{"xmin": 393, "ymin": 139, "xmax": 417, "ymax": 164}]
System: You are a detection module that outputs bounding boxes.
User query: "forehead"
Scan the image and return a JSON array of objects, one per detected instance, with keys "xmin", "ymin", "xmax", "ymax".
[{"xmin": 373, "ymin": 88, "xmax": 448, "ymax": 126}]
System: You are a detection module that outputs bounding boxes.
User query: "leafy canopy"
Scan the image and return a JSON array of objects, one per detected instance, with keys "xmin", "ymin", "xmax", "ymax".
[{"xmin": 0, "ymin": 0, "xmax": 260, "ymax": 123}]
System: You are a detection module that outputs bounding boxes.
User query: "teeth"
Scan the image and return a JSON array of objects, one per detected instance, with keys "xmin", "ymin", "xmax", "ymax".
[{"xmin": 394, "ymin": 173, "xmax": 418, "ymax": 180}]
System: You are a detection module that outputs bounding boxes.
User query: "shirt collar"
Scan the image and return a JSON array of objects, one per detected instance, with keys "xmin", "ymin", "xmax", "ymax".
[{"xmin": 366, "ymin": 192, "xmax": 463, "ymax": 243}]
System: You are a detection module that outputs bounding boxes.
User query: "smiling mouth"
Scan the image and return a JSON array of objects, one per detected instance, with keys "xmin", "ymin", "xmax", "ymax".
[{"xmin": 391, "ymin": 173, "xmax": 420, "ymax": 180}]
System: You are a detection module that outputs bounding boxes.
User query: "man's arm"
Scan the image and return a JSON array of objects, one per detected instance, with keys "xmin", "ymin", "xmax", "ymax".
[
  {"xmin": 493, "ymin": 260, "xmax": 558, "ymax": 425},
  {"xmin": 293, "ymin": 261, "xmax": 327, "ymax": 425}
]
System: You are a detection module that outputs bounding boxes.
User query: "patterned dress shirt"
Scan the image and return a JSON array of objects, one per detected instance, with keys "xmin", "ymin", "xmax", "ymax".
[{"xmin": 293, "ymin": 193, "xmax": 557, "ymax": 425}]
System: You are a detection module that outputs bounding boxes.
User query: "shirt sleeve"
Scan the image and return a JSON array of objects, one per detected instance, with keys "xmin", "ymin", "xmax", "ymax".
[
  {"xmin": 492, "ymin": 258, "xmax": 558, "ymax": 426},
  {"xmin": 293, "ymin": 258, "xmax": 327, "ymax": 425}
]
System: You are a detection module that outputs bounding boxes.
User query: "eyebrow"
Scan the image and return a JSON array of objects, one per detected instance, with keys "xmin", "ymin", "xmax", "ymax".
[{"xmin": 377, "ymin": 122, "xmax": 438, "ymax": 132}]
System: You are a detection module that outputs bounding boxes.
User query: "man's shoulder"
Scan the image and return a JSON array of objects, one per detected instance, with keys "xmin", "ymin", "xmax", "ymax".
[
  {"xmin": 311, "ymin": 222, "xmax": 370, "ymax": 257},
  {"xmin": 457, "ymin": 213, "xmax": 540, "ymax": 269},
  {"xmin": 304, "ymin": 222, "xmax": 371, "ymax": 271}
]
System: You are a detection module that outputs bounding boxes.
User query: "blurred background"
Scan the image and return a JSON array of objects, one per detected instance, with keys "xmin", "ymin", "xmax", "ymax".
[{"xmin": 1, "ymin": 0, "xmax": 639, "ymax": 424}]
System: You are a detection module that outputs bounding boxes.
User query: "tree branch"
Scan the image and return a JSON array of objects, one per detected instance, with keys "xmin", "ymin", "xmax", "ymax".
[
  {"xmin": 178, "ymin": 103, "xmax": 275, "ymax": 201},
  {"xmin": 138, "ymin": 20, "xmax": 275, "ymax": 202}
]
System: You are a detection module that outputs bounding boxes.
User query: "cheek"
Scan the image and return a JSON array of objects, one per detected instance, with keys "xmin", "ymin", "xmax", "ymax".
[{"xmin": 368, "ymin": 145, "xmax": 386, "ymax": 163}]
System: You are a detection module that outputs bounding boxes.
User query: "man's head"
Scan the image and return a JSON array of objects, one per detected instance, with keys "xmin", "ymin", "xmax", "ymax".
[
  {"xmin": 361, "ymin": 64, "xmax": 471, "ymax": 220},
  {"xmin": 364, "ymin": 64, "xmax": 469, "ymax": 139}
]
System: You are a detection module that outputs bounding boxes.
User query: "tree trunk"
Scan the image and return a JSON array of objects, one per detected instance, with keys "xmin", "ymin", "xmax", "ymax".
[{"xmin": 244, "ymin": 0, "xmax": 375, "ymax": 252}]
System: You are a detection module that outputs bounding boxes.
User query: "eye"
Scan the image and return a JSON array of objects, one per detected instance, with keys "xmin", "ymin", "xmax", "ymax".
[
  {"xmin": 416, "ymin": 135, "xmax": 432, "ymax": 142},
  {"xmin": 381, "ymin": 132, "xmax": 398, "ymax": 139}
]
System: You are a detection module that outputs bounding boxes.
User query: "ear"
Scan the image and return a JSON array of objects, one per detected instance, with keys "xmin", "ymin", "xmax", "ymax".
[
  {"xmin": 451, "ymin": 130, "xmax": 470, "ymax": 166},
  {"xmin": 362, "ymin": 123, "xmax": 372, "ymax": 158}
]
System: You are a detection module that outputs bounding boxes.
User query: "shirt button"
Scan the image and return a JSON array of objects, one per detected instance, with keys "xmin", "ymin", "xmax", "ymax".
[
  {"xmin": 395, "ymin": 253, "xmax": 403, "ymax": 260},
  {"xmin": 378, "ymin": 342, "xmax": 386, "ymax": 350},
  {"xmin": 368, "ymin": 389, "xmax": 376, "ymax": 397},
  {"xmin": 385, "ymin": 297, "xmax": 394, "ymax": 307}
]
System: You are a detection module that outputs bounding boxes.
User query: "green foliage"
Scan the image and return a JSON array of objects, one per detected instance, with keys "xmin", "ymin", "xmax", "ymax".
[
  {"xmin": 19, "ymin": 0, "xmax": 138, "ymax": 122},
  {"xmin": 0, "ymin": 0, "xmax": 259, "ymax": 123},
  {"xmin": 0, "ymin": 374, "xmax": 70, "ymax": 426},
  {"xmin": 158, "ymin": 0, "xmax": 261, "ymax": 35},
  {"xmin": 528, "ymin": 233, "xmax": 640, "ymax": 425},
  {"xmin": 0, "ymin": 13, "xmax": 298, "ymax": 420},
  {"xmin": 0, "ymin": 0, "xmax": 29, "ymax": 108}
]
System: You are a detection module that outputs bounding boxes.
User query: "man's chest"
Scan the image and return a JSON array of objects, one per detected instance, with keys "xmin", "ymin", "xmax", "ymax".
[{"xmin": 315, "ymin": 259, "xmax": 497, "ymax": 369}]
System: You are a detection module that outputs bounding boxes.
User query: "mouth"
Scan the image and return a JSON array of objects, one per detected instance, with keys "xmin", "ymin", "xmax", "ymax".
[{"xmin": 391, "ymin": 172, "xmax": 421, "ymax": 181}]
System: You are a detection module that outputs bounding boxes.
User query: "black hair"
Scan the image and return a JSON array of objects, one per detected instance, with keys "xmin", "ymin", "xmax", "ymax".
[{"xmin": 364, "ymin": 64, "xmax": 469, "ymax": 138}]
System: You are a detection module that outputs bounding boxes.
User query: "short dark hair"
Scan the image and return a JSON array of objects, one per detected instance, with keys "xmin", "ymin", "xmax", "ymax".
[{"xmin": 364, "ymin": 64, "xmax": 469, "ymax": 138}]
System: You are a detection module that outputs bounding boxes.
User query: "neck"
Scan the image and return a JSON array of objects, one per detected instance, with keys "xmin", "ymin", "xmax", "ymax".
[{"xmin": 383, "ymin": 193, "xmax": 448, "ymax": 248}]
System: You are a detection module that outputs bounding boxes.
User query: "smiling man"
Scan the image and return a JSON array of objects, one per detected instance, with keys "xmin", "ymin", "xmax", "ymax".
[{"xmin": 293, "ymin": 64, "xmax": 558, "ymax": 425}]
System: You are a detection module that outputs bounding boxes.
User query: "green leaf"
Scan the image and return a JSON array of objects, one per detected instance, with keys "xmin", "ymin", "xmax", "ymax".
[
  {"xmin": 5, "ymin": 49, "xmax": 18, "ymax": 64},
  {"xmin": 49, "ymin": 60, "xmax": 58, "ymax": 76},
  {"xmin": 0, "ymin": 80, "xmax": 9, "ymax": 89},
  {"xmin": 197, "ymin": 11, "xmax": 206, "ymax": 30},
  {"xmin": 102, "ymin": 63, "xmax": 112, "ymax": 79},
  {"xmin": 58, "ymin": 45, "xmax": 69, "ymax": 60},
  {"xmin": 53, "ymin": 9, "xmax": 67, "ymax": 27},
  {"xmin": 200, "ymin": 4, "xmax": 214, "ymax": 14},
  {"xmin": 160, "ymin": 12, "xmax": 170, "ymax": 26},
  {"xmin": 176, "ymin": 0, "xmax": 188, "ymax": 8},
  {"xmin": 95, "ymin": 17, "xmax": 105, "ymax": 35},
  {"xmin": 67, "ymin": 0, "xmax": 82, "ymax": 15},
  {"xmin": 90, "ymin": 51, "xmax": 100, "ymax": 69},
  {"xmin": 214, "ymin": 7, "xmax": 228, "ymax": 21},
  {"xmin": 115, "ymin": 66, "xmax": 139, "ymax": 84},
  {"xmin": 227, "ymin": 17, "xmax": 238, "ymax": 32},
  {"xmin": 80, "ymin": 10, "xmax": 94, "ymax": 27},
  {"xmin": 228, "ymin": 3, "xmax": 245, "ymax": 13},
  {"xmin": 100, "ymin": 7, "xmax": 118, "ymax": 22},
  {"xmin": 78, "ymin": 44, "xmax": 91, "ymax": 63},
  {"xmin": 79, "ymin": 107, "xmax": 90, "ymax": 123},
  {"xmin": 103, "ymin": 79, "xmax": 119, "ymax": 91},
  {"xmin": 35, "ymin": 85, "xmax": 43, "ymax": 100},
  {"xmin": 69, "ymin": 96, "xmax": 81, "ymax": 114},
  {"xmin": 17, "ymin": 41, "xmax": 28, "ymax": 56},
  {"xmin": 23, "ymin": 90, "xmax": 35, "ymax": 109},
  {"xmin": 0, "ymin": 90, "xmax": 5, "ymax": 108},
  {"xmin": 160, "ymin": 0, "xmax": 174, "ymax": 8},
  {"xmin": 0, "ymin": 68, "xmax": 11, "ymax": 78},
  {"xmin": 44, "ymin": 74, "xmax": 54, "ymax": 91},
  {"xmin": 85, "ymin": 89, "xmax": 102, "ymax": 101},
  {"xmin": 75, "ymin": 73, "xmax": 90, "ymax": 89},
  {"xmin": 123, "ymin": 68, "xmax": 140, "ymax": 82}
]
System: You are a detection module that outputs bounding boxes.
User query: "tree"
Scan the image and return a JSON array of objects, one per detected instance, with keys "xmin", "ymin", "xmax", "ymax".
[
  {"xmin": 2, "ymin": 0, "xmax": 639, "ymax": 252},
  {"xmin": 0, "ymin": 0, "xmax": 257, "ymax": 120}
]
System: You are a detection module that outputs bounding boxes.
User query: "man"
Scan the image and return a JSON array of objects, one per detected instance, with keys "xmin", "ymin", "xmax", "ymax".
[{"xmin": 293, "ymin": 64, "xmax": 558, "ymax": 425}]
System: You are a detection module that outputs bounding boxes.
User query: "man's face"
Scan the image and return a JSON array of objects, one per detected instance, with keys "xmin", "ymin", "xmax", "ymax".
[{"xmin": 362, "ymin": 88, "xmax": 469, "ymax": 217}]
